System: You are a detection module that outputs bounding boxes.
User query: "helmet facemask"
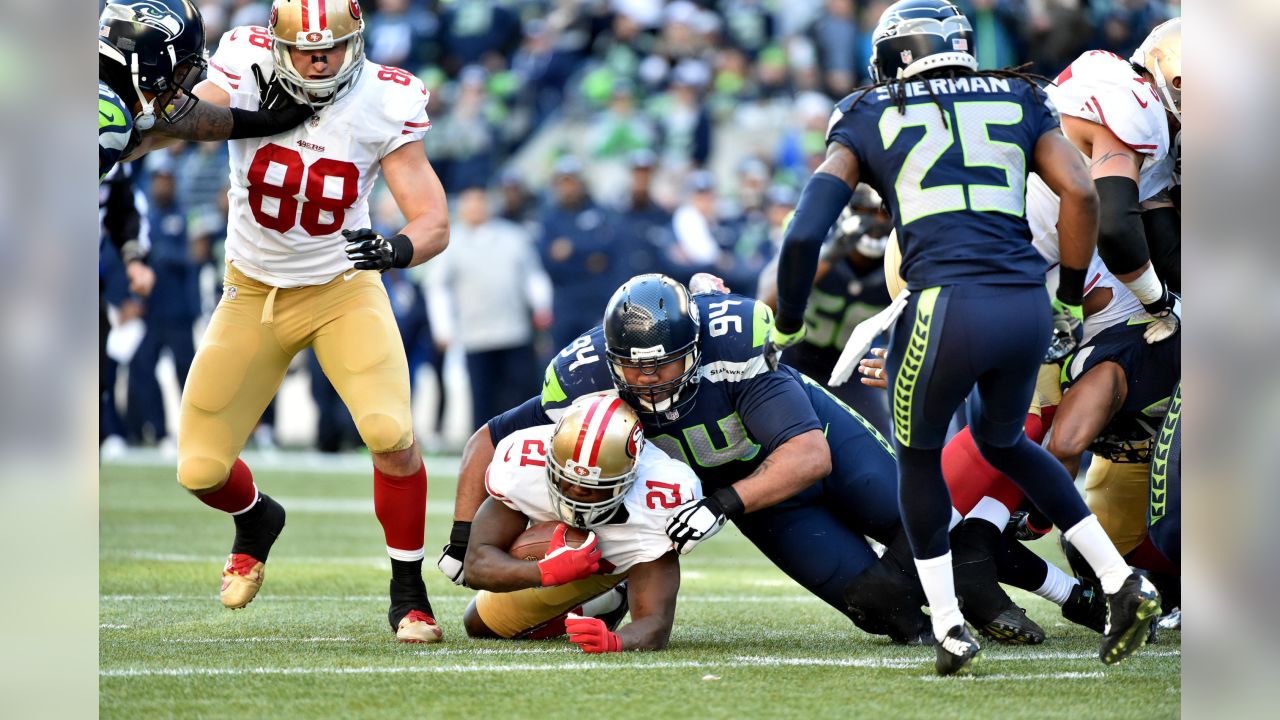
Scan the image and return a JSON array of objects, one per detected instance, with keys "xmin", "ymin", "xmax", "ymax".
[
  {"xmin": 546, "ymin": 397, "xmax": 644, "ymax": 529},
  {"xmin": 606, "ymin": 343, "xmax": 701, "ymax": 417},
  {"xmin": 269, "ymin": 0, "xmax": 366, "ymax": 108}
]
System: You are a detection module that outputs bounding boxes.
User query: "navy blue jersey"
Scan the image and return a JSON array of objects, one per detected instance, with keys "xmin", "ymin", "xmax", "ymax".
[
  {"xmin": 827, "ymin": 76, "xmax": 1060, "ymax": 289},
  {"xmin": 786, "ymin": 257, "xmax": 891, "ymax": 373},
  {"xmin": 488, "ymin": 292, "xmax": 894, "ymax": 490}
]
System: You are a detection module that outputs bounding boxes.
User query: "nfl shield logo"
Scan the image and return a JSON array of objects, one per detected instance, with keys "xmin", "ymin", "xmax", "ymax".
[{"xmin": 900, "ymin": 49, "xmax": 914, "ymax": 64}]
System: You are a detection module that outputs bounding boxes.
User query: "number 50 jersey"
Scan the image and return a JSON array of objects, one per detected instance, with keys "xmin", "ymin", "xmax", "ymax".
[
  {"xmin": 827, "ymin": 77, "xmax": 1060, "ymax": 291},
  {"xmin": 487, "ymin": 425, "xmax": 703, "ymax": 572},
  {"xmin": 207, "ymin": 25, "xmax": 431, "ymax": 288}
]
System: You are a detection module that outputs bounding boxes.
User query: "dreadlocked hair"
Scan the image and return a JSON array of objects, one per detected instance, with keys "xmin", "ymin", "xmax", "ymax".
[{"xmin": 847, "ymin": 63, "xmax": 1053, "ymax": 129}]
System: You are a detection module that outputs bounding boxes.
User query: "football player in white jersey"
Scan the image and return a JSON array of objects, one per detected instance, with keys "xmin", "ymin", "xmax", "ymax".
[
  {"xmin": 1044, "ymin": 18, "xmax": 1182, "ymax": 348},
  {"xmin": 172, "ymin": 0, "xmax": 451, "ymax": 644},
  {"xmin": 463, "ymin": 396, "xmax": 702, "ymax": 653}
]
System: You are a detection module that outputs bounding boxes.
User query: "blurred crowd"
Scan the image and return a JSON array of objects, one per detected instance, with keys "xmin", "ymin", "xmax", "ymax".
[{"xmin": 100, "ymin": 0, "xmax": 1181, "ymax": 454}]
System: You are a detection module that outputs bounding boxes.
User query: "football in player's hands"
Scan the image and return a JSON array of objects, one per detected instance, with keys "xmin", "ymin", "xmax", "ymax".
[{"xmin": 508, "ymin": 520, "xmax": 589, "ymax": 561}]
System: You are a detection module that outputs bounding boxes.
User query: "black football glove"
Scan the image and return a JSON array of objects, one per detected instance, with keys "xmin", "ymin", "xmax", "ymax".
[
  {"xmin": 1044, "ymin": 296, "xmax": 1084, "ymax": 363},
  {"xmin": 436, "ymin": 520, "xmax": 471, "ymax": 586},
  {"xmin": 1007, "ymin": 508, "xmax": 1052, "ymax": 542},
  {"xmin": 227, "ymin": 64, "xmax": 313, "ymax": 139},
  {"xmin": 343, "ymin": 228, "xmax": 414, "ymax": 271}
]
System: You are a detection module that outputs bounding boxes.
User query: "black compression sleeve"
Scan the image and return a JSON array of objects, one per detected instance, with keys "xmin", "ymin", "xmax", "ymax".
[
  {"xmin": 775, "ymin": 173, "xmax": 853, "ymax": 333},
  {"xmin": 228, "ymin": 104, "xmax": 312, "ymax": 140},
  {"xmin": 1142, "ymin": 205, "xmax": 1180, "ymax": 294},
  {"xmin": 1094, "ymin": 176, "xmax": 1149, "ymax": 276},
  {"xmin": 1056, "ymin": 265, "xmax": 1087, "ymax": 307}
]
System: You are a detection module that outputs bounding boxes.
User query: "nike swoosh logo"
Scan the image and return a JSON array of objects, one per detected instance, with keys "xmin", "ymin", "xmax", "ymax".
[
  {"xmin": 1131, "ymin": 90, "xmax": 1149, "ymax": 109},
  {"xmin": 342, "ymin": 270, "xmax": 359, "ymax": 281},
  {"xmin": 100, "ymin": 110, "xmax": 112, "ymax": 121},
  {"xmin": 229, "ymin": 29, "xmax": 239, "ymax": 42},
  {"xmin": 503, "ymin": 446, "xmax": 513, "ymax": 463}
]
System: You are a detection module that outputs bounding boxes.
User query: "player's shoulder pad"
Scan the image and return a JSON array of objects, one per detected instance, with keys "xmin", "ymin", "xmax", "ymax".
[
  {"xmin": 363, "ymin": 61, "xmax": 431, "ymax": 129},
  {"xmin": 636, "ymin": 440, "xmax": 702, "ymax": 497},
  {"xmin": 826, "ymin": 86, "xmax": 880, "ymax": 143},
  {"xmin": 485, "ymin": 425, "xmax": 552, "ymax": 504},
  {"xmin": 209, "ymin": 26, "xmax": 274, "ymax": 90},
  {"xmin": 541, "ymin": 327, "xmax": 614, "ymax": 414},
  {"xmin": 98, "ymin": 81, "xmax": 132, "ymax": 135},
  {"xmin": 694, "ymin": 293, "xmax": 773, "ymax": 383},
  {"xmin": 1048, "ymin": 50, "xmax": 1167, "ymax": 156}
]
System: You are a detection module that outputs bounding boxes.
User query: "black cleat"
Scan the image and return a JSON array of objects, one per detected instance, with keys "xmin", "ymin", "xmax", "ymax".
[
  {"xmin": 1100, "ymin": 573, "xmax": 1161, "ymax": 665},
  {"xmin": 935, "ymin": 624, "xmax": 981, "ymax": 676},
  {"xmin": 980, "ymin": 604, "xmax": 1045, "ymax": 645},
  {"xmin": 581, "ymin": 581, "xmax": 630, "ymax": 631},
  {"xmin": 1062, "ymin": 581, "xmax": 1106, "ymax": 634}
]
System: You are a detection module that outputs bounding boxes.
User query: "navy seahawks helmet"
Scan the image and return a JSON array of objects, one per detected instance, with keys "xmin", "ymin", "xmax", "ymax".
[
  {"xmin": 869, "ymin": 0, "xmax": 976, "ymax": 83},
  {"xmin": 602, "ymin": 275, "xmax": 702, "ymax": 423},
  {"xmin": 99, "ymin": 0, "xmax": 208, "ymax": 129}
]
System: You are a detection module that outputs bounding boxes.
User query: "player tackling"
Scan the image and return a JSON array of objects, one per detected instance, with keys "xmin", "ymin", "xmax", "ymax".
[{"xmin": 173, "ymin": 0, "xmax": 450, "ymax": 643}]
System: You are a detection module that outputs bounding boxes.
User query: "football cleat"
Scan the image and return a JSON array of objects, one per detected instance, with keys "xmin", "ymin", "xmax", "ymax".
[
  {"xmin": 1157, "ymin": 606, "xmax": 1181, "ymax": 630},
  {"xmin": 1062, "ymin": 580, "xmax": 1106, "ymax": 634},
  {"xmin": 220, "ymin": 553, "xmax": 265, "ymax": 609},
  {"xmin": 395, "ymin": 610, "xmax": 443, "ymax": 644},
  {"xmin": 579, "ymin": 581, "xmax": 630, "ymax": 631},
  {"xmin": 979, "ymin": 604, "xmax": 1045, "ymax": 645},
  {"xmin": 935, "ymin": 624, "xmax": 981, "ymax": 676},
  {"xmin": 1100, "ymin": 573, "xmax": 1162, "ymax": 665}
]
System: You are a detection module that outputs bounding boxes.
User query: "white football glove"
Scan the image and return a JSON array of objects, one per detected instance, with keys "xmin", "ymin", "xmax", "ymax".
[
  {"xmin": 665, "ymin": 488, "xmax": 744, "ymax": 555},
  {"xmin": 1144, "ymin": 295, "xmax": 1181, "ymax": 344}
]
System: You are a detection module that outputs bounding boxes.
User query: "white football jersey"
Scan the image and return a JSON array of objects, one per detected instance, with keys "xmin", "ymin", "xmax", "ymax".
[
  {"xmin": 207, "ymin": 26, "xmax": 431, "ymax": 288},
  {"xmin": 486, "ymin": 425, "xmax": 703, "ymax": 573},
  {"xmin": 1027, "ymin": 172, "xmax": 1141, "ymax": 343},
  {"xmin": 1045, "ymin": 50, "xmax": 1173, "ymax": 202}
]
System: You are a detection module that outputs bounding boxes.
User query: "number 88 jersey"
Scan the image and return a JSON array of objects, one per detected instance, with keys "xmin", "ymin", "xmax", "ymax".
[
  {"xmin": 207, "ymin": 25, "xmax": 431, "ymax": 288},
  {"xmin": 487, "ymin": 424, "xmax": 704, "ymax": 571},
  {"xmin": 827, "ymin": 76, "xmax": 1060, "ymax": 291}
]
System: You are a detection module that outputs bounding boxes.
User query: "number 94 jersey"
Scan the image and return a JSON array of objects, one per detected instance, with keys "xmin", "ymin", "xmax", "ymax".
[
  {"xmin": 487, "ymin": 425, "xmax": 703, "ymax": 572},
  {"xmin": 827, "ymin": 77, "xmax": 1059, "ymax": 291},
  {"xmin": 207, "ymin": 26, "xmax": 431, "ymax": 288}
]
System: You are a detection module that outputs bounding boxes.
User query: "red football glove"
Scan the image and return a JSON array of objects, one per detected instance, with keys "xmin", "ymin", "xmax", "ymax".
[
  {"xmin": 536, "ymin": 524, "xmax": 601, "ymax": 586},
  {"xmin": 566, "ymin": 613, "xmax": 622, "ymax": 653}
]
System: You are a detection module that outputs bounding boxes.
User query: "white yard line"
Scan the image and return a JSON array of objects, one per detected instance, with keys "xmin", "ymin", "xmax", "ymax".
[
  {"xmin": 101, "ymin": 650, "xmax": 1179, "ymax": 678},
  {"xmin": 920, "ymin": 671, "xmax": 1106, "ymax": 682},
  {"xmin": 164, "ymin": 637, "xmax": 354, "ymax": 644}
]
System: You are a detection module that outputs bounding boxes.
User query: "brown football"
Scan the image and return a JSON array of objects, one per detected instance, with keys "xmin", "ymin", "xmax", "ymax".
[{"xmin": 508, "ymin": 520, "xmax": 589, "ymax": 561}]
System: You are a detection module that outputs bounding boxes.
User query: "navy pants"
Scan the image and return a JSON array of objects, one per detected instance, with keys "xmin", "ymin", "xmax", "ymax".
[
  {"xmin": 733, "ymin": 403, "xmax": 902, "ymax": 618},
  {"xmin": 466, "ymin": 344, "xmax": 539, "ymax": 431},
  {"xmin": 125, "ymin": 318, "xmax": 196, "ymax": 442},
  {"xmin": 1148, "ymin": 382, "xmax": 1181, "ymax": 565},
  {"xmin": 887, "ymin": 284, "xmax": 1091, "ymax": 558}
]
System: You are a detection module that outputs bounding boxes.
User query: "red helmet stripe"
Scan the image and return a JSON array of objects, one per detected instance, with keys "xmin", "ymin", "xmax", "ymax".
[
  {"xmin": 588, "ymin": 398, "xmax": 623, "ymax": 466},
  {"xmin": 301, "ymin": 0, "xmax": 310, "ymax": 31},
  {"xmin": 318, "ymin": 0, "xmax": 328, "ymax": 30},
  {"xmin": 573, "ymin": 397, "xmax": 603, "ymax": 464}
]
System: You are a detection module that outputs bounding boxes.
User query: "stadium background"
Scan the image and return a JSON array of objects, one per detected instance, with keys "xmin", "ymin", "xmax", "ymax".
[{"xmin": 98, "ymin": 0, "xmax": 1182, "ymax": 457}]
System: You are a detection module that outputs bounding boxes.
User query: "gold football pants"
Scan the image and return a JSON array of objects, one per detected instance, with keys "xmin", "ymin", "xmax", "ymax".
[
  {"xmin": 474, "ymin": 574, "xmax": 626, "ymax": 639},
  {"xmin": 1083, "ymin": 457, "xmax": 1151, "ymax": 556},
  {"xmin": 177, "ymin": 263, "xmax": 413, "ymax": 491}
]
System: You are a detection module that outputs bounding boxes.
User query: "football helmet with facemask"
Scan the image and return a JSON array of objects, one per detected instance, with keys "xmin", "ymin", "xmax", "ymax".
[
  {"xmin": 268, "ymin": 0, "xmax": 366, "ymax": 107},
  {"xmin": 868, "ymin": 0, "xmax": 976, "ymax": 83},
  {"xmin": 98, "ymin": 0, "xmax": 208, "ymax": 130},
  {"xmin": 1130, "ymin": 17, "xmax": 1181, "ymax": 121},
  {"xmin": 603, "ymin": 274, "xmax": 702, "ymax": 424},
  {"xmin": 546, "ymin": 396, "xmax": 645, "ymax": 528}
]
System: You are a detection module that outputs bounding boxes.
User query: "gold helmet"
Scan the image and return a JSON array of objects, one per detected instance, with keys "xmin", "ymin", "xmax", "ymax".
[
  {"xmin": 1130, "ymin": 17, "xmax": 1181, "ymax": 120},
  {"xmin": 546, "ymin": 395, "xmax": 645, "ymax": 528},
  {"xmin": 268, "ymin": 0, "xmax": 366, "ymax": 106}
]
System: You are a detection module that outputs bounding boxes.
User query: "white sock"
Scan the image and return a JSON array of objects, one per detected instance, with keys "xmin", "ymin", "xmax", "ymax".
[
  {"xmin": 916, "ymin": 553, "xmax": 965, "ymax": 641},
  {"xmin": 965, "ymin": 496, "xmax": 1012, "ymax": 530},
  {"xmin": 1034, "ymin": 559, "xmax": 1079, "ymax": 605},
  {"xmin": 1062, "ymin": 515, "xmax": 1131, "ymax": 594}
]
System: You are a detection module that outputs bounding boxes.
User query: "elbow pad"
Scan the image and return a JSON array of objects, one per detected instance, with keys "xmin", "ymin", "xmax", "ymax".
[
  {"xmin": 775, "ymin": 173, "xmax": 854, "ymax": 332},
  {"xmin": 1094, "ymin": 176, "xmax": 1149, "ymax": 276}
]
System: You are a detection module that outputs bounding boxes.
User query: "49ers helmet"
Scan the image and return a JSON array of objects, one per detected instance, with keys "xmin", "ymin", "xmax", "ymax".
[
  {"xmin": 869, "ymin": 0, "xmax": 976, "ymax": 83},
  {"xmin": 98, "ymin": 0, "xmax": 208, "ymax": 129},
  {"xmin": 546, "ymin": 396, "xmax": 645, "ymax": 528},
  {"xmin": 1131, "ymin": 18, "xmax": 1181, "ymax": 120},
  {"xmin": 269, "ymin": 0, "xmax": 366, "ymax": 106}
]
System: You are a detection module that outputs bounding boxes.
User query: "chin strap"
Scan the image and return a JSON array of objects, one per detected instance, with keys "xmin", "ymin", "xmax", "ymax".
[{"xmin": 130, "ymin": 54, "xmax": 156, "ymax": 131}]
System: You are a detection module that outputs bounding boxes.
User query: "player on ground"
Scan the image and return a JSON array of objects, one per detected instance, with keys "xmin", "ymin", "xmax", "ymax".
[
  {"xmin": 444, "ymin": 274, "xmax": 947, "ymax": 645},
  {"xmin": 173, "ymin": 0, "xmax": 450, "ymax": 643},
  {"xmin": 98, "ymin": 0, "xmax": 313, "ymax": 181},
  {"xmin": 770, "ymin": 0, "xmax": 1159, "ymax": 674},
  {"xmin": 463, "ymin": 396, "xmax": 701, "ymax": 652}
]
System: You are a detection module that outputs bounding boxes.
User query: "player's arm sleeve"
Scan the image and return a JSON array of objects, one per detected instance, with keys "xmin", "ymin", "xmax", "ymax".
[
  {"xmin": 734, "ymin": 372, "xmax": 823, "ymax": 456},
  {"xmin": 102, "ymin": 169, "xmax": 147, "ymax": 265},
  {"xmin": 381, "ymin": 76, "xmax": 432, "ymax": 159}
]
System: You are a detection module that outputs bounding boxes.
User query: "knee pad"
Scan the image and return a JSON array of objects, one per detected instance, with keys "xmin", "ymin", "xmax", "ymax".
[
  {"xmin": 177, "ymin": 456, "xmax": 230, "ymax": 493},
  {"xmin": 357, "ymin": 413, "xmax": 413, "ymax": 454}
]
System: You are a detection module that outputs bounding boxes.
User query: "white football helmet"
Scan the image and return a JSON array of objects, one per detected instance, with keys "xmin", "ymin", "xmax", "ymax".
[
  {"xmin": 268, "ymin": 0, "xmax": 366, "ymax": 106},
  {"xmin": 1131, "ymin": 18, "xmax": 1181, "ymax": 120},
  {"xmin": 546, "ymin": 396, "xmax": 644, "ymax": 528}
]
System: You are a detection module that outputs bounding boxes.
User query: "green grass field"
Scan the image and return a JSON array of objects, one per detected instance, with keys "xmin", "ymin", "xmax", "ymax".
[{"xmin": 101, "ymin": 457, "xmax": 1179, "ymax": 719}]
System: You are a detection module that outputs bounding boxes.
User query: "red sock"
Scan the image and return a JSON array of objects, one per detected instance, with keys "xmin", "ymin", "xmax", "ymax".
[
  {"xmin": 197, "ymin": 458, "xmax": 258, "ymax": 514},
  {"xmin": 374, "ymin": 464, "xmax": 427, "ymax": 561}
]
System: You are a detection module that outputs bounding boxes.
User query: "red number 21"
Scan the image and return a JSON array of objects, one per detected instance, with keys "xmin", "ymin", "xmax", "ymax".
[{"xmin": 645, "ymin": 480, "xmax": 682, "ymax": 509}]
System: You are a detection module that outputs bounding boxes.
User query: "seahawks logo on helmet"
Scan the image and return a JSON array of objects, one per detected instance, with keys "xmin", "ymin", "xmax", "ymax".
[{"xmin": 121, "ymin": 0, "xmax": 186, "ymax": 41}]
